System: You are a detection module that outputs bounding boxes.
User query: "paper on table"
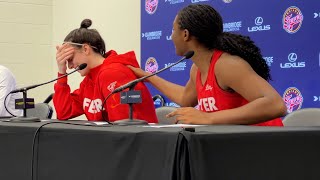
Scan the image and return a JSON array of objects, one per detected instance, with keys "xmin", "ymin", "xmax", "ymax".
[
  {"xmin": 88, "ymin": 121, "xmax": 110, "ymax": 125},
  {"xmin": 145, "ymin": 124, "xmax": 206, "ymax": 128}
]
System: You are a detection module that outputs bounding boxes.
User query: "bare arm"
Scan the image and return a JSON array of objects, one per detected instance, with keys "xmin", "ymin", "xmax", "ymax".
[
  {"xmin": 127, "ymin": 65, "xmax": 198, "ymax": 107},
  {"xmin": 210, "ymin": 54, "xmax": 287, "ymax": 124},
  {"xmin": 168, "ymin": 54, "xmax": 287, "ymax": 125}
]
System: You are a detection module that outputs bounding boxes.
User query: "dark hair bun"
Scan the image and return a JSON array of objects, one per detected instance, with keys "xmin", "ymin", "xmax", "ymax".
[{"xmin": 80, "ymin": 19, "xmax": 92, "ymax": 29}]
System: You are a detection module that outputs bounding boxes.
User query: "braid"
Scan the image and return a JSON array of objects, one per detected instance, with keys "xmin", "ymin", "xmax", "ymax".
[{"xmin": 216, "ymin": 32, "xmax": 271, "ymax": 81}]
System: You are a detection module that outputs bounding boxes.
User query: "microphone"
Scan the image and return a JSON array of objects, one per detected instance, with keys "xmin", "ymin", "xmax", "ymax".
[
  {"xmin": 112, "ymin": 51, "xmax": 194, "ymax": 93},
  {"xmin": 10, "ymin": 63, "xmax": 87, "ymax": 93}
]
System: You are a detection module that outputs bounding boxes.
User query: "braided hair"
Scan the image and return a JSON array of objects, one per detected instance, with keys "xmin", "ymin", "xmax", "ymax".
[
  {"xmin": 64, "ymin": 19, "xmax": 106, "ymax": 57},
  {"xmin": 177, "ymin": 4, "xmax": 271, "ymax": 81}
]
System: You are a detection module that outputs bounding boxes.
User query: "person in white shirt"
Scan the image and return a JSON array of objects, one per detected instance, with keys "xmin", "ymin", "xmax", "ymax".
[{"xmin": 0, "ymin": 65, "xmax": 23, "ymax": 117}]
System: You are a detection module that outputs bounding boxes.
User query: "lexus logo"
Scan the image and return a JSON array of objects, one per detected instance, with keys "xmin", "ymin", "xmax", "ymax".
[
  {"xmin": 255, "ymin": 17, "xmax": 263, "ymax": 26},
  {"xmin": 288, "ymin": 53, "xmax": 298, "ymax": 62}
]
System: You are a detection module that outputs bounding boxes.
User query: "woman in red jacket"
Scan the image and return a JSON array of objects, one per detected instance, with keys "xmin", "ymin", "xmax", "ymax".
[
  {"xmin": 128, "ymin": 4, "xmax": 287, "ymax": 125},
  {"xmin": 53, "ymin": 19, "xmax": 157, "ymax": 123}
]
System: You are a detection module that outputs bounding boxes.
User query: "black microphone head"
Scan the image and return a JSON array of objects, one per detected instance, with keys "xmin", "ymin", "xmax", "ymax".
[
  {"xmin": 78, "ymin": 63, "xmax": 87, "ymax": 70},
  {"xmin": 184, "ymin": 51, "xmax": 194, "ymax": 59}
]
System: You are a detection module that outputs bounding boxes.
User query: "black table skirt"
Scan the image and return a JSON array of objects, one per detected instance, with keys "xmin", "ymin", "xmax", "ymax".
[
  {"xmin": 1, "ymin": 121, "xmax": 320, "ymax": 180},
  {"xmin": 183, "ymin": 125, "xmax": 320, "ymax": 180}
]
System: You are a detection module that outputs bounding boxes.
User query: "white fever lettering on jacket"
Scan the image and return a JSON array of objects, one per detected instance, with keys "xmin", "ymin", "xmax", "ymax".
[
  {"xmin": 198, "ymin": 97, "xmax": 218, "ymax": 111},
  {"xmin": 83, "ymin": 98, "xmax": 103, "ymax": 113}
]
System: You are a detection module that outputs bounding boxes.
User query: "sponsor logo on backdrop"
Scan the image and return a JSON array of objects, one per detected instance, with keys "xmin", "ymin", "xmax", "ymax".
[
  {"xmin": 191, "ymin": 0, "xmax": 209, "ymax": 3},
  {"xmin": 166, "ymin": 102, "xmax": 180, "ymax": 107},
  {"xmin": 283, "ymin": 6, "xmax": 303, "ymax": 34},
  {"xmin": 223, "ymin": 0, "xmax": 232, "ymax": 3},
  {"xmin": 166, "ymin": 30, "xmax": 173, "ymax": 40},
  {"xmin": 142, "ymin": 31, "xmax": 162, "ymax": 40},
  {"xmin": 145, "ymin": 57, "xmax": 159, "ymax": 73},
  {"xmin": 248, "ymin": 17, "xmax": 271, "ymax": 32},
  {"xmin": 164, "ymin": 62, "xmax": 187, "ymax": 71},
  {"xmin": 283, "ymin": 87, "xmax": 303, "ymax": 113},
  {"xmin": 280, "ymin": 52, "xmax": 305, "ymax": 68},
  {"xmin": 223, "ymin": 21, "xmax": 242, "ymax": 32},
  {"xmin": 154, "ymin": 98, "xmax": 162, "ymax": 106},
  {"xmin": 165, "ymin": 0, "xmax": 184, "ymax": 4},
  {"xmin": 314, "ymin": 96, "xmax": 320, "ymax": 102},
  {"xmin": 314, "ymin": 12, "xmax": 320, "ymax": 18},
  {"xmin": 263, "ymin": 56, "xmax": 273, "ymax": 67},
  {"xmin": 287, "ymin": 52, "xmax": 298, "ymax": 62},
  {"xmin": 145, "ymin": 0, "xmax": 158, "ymax": 15}
]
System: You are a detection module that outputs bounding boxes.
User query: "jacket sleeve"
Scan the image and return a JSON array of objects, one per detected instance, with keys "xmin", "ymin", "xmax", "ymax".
[
  {"xmin": 98, "ymin": 68, "xmax": 134, "ymax": 121},
  {"xmin": 53, "ymin": 74, "xmax": 84, "ymax": 120}
]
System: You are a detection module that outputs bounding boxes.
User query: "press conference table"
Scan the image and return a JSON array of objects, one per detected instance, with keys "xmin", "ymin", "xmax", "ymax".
[{"xmin": 1, "ymin": 120, "xmax": 320, "ymax": 180}]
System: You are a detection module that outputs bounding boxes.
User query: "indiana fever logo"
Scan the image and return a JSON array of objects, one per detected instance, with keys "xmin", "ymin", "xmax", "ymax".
[
  {"xmin": 145, "ymin": 0, "xmax": 158, "ymax": 15},
  {"xmin": 283, "ymin": 87, "xmax": 303, "ymax": 113},
  {"xmin": 145, "ymin": 57, "xmax": 158, "ymax": 73},
  {"xmin": 283, "ymin": 6, "xmax": 303, "ymax": 34}
]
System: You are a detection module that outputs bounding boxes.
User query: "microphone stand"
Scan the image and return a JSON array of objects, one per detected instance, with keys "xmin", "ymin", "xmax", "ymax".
[
  {"xmin": 112, "ymin": 84, "xmax": 148, "ymax": 125},
  {"xmin": 10, "ymin": 89, "xmax": 40, "ymax": 122},
  {"xmin": 8, "ymin": 63, "xmax": 87, "ymax": 122}
]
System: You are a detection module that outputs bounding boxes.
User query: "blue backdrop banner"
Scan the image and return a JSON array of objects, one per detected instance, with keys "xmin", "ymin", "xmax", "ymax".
[{"xmin": 141, "ymin": 0, "xmax": 320, "ymax": 113}]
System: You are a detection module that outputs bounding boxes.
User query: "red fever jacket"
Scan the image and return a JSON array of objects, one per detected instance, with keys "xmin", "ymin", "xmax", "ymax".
[{"xmin": 53, "ymin": 50, "xmax": 158, "ymax": 123}]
